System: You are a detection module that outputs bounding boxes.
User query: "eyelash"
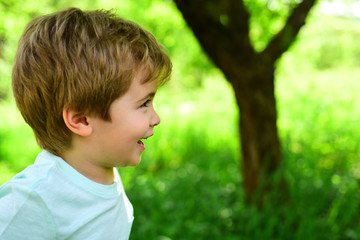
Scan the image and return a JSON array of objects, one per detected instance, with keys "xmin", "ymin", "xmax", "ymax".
[{"xmin": 141, "ymin": 99, "xmax": 152, "ymax": 108}]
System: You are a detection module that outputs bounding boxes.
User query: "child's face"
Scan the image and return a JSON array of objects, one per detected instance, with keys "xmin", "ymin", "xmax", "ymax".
[{"xmin": 88, "ymin": 70, "xmax": 160, "ymax": 168}]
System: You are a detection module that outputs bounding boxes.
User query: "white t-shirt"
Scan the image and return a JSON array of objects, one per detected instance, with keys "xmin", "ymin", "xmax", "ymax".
[{"xmin": 0, "ymin": 150, "xmax": 134, "ymax": 240}]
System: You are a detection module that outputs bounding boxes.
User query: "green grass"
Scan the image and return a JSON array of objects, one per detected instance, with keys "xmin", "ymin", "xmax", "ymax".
[
  {"xmin": 121, "ymin": 66, "xmax": 360, "ymax": 240},
  {"xmin": 1, "ymin": 9, "xmax": 360, "ymax": 239},
  {"xmin": 1, "ymin": 65, "xmax": 360, "ymax": 239}
]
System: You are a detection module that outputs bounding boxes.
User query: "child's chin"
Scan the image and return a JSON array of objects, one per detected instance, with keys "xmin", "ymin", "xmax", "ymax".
[
  {"xmin": 124, "ymin": 157, "xmax": 142, "ymax": 167},
  {"xmin": 132, "ymin": 158, "xmax": 142, "ymax": 166}
]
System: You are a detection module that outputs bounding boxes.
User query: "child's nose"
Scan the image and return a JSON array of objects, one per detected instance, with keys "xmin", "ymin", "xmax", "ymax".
[{"xmin": 150, "ymin": 110, "xmax": 160, "ymax": 127}]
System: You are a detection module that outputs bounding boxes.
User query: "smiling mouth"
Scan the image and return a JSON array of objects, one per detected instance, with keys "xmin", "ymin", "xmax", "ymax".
[
  {"xmin": 137, "ymin": 133, "xmax": 154, "ymax": 149},
  {"xmin": 138, "ymin": 134, "xmax": 153, "ymax": 146},
  {"xmin": 137, "ymin": 140, "xmax": 145, "ymax": 146}
]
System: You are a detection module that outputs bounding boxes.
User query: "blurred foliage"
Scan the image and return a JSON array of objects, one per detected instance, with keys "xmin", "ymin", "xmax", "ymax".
[
  {"xmin": 1, "ymin": 0, "xmax": 360, "ymax": 239},
  {"xmin": 243, "ymin": 0, "xmax": 297, "ymax": 51}
]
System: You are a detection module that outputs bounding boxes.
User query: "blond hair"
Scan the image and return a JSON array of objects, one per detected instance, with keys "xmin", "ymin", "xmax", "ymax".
[{"xmin": 12, "ymin": 8, "xmax": 172, "ymax": 154}]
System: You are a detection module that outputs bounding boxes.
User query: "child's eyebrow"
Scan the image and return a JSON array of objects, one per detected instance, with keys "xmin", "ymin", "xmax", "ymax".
[{"xmin": 137, "ymin": 92, "xmax": 156, "ymax": 102}]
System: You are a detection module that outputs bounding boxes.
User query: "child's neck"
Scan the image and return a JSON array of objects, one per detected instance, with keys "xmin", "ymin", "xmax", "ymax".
[{"xmin": 58, "ymin": 150, "xmax": 115, "ymax": 185}]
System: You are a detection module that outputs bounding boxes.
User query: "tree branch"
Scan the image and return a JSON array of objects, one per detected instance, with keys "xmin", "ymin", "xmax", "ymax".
[
  {"xmin": 173, "ymin": 0, "xmax": 225, "ymax": 48},
  {"xmin": 174, "ymin": 0, "xmax": 254, "ymax": 73},
  {"xmin": 222, "ymin": 0, "xmax": 250, "ymax": 35},
  {"xmin": 262, "ymin": 0, "xmax": 318, "ymax": 64}
]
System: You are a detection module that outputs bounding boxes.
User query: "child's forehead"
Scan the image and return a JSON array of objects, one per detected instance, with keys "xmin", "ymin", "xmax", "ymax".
[
  {"xmin": 132, "ymin": 69, "xmax": 159, "ymax": 90},
  {"xmin": 133, "ymin": 63, "xmax": 160, "ymax": 85}
]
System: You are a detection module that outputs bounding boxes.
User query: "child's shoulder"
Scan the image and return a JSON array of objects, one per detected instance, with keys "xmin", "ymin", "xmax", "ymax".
[
  {"xmin": 1, "ymin": 150, "xmax": 58, "ymax": 192},
  {"xmin": 0, "ymin": 151, "xmax": 57, "ymax": 239}
]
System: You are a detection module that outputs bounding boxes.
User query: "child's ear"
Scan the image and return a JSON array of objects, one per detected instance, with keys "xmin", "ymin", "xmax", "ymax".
[{"xmin": 62, "ymin": 108, "xmax": 92, "ymax": 136}]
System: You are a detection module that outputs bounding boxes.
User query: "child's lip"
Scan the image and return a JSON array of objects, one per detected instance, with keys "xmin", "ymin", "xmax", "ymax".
[
  {"xmin": 142, "ymin": 133, "xmax": 153, "ymax": 139},
  {"xmin": 137, "ymin": 134, "xmax": 153, "ymax": 146},
  {"xmin": 137, "ymin": 140, "xmax": 146, "ymax": 150}
]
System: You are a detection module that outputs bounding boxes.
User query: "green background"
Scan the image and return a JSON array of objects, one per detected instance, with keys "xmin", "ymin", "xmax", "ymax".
[{"xmin": 1, "ymin": 0, "xmax": 360, "ymax": 239}]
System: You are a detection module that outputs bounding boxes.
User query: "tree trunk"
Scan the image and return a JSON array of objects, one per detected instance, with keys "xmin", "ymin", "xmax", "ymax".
[
  {"xmin": 174, "ymin": 0, "xmax": 317, "ymax": 205},
  {"xmin": 228, "ymin": 62, "xmax": 281, "ymax": 204}
]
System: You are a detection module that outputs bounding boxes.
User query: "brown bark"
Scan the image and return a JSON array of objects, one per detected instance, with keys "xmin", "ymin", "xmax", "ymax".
[{"xmin": 174, "ymin": 0, "xmax": 317, "ymax": 204}]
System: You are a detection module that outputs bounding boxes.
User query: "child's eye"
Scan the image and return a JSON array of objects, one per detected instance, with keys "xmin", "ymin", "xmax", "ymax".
[{"xmin": 141, "ymin": 99, "xmax": 152, "ymax": 108}]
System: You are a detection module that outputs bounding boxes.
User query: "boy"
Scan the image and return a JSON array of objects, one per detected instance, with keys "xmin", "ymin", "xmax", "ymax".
[{"xmin": 0, "ymin": 7, "xmax": 171, "ymax": 240}]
